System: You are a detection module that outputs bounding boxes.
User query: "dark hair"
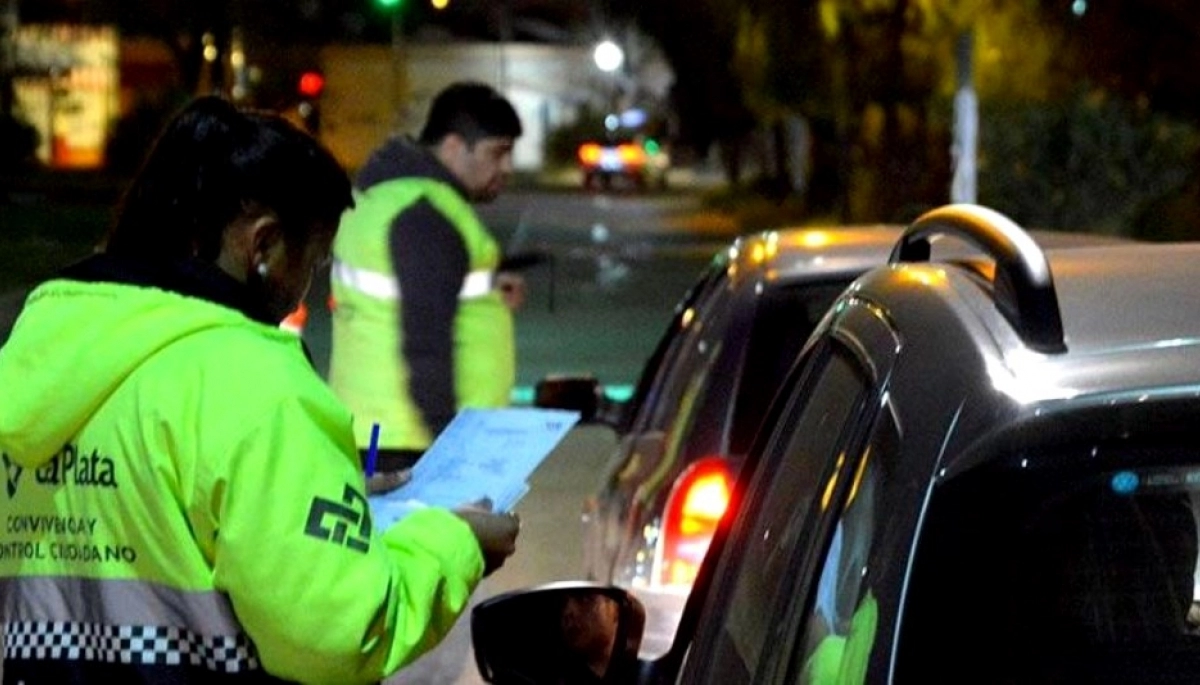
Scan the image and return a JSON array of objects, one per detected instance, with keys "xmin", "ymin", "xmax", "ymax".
[
  {"xmin": 417, "ymin": 82, "xmax": 522, "ymax": 146},
  {"xmin": 106, "ymin": 96, "xmax": 352, "ymax": 261}
]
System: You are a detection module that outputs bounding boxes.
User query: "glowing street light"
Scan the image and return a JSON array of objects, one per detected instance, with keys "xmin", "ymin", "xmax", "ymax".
[{"xmin": 593, "ymin": 39, "xmax": 624, "ymax": 73}]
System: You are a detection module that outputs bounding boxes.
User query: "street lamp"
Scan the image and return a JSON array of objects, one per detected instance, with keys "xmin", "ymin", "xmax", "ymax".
[{"xmin": 592, "ymin": 39, "xmax": 624, "ymax": 74}]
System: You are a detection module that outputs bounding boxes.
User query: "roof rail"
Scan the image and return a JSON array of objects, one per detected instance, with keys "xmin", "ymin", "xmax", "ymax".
[{"xmin": 890, "ymin": 203, "xmax": 1066, "ymax": 353}]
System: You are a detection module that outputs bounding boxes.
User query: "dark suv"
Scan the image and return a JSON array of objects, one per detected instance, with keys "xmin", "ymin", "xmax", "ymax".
[{"xmin": 474, "ymin": 204, "xmax": 1200, "ymax": 684}]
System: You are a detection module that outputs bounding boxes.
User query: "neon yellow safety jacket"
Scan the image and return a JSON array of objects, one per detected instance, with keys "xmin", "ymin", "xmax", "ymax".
[
  {"xmin": 329, "ymin": 165, "xmax": 515, "ymax": 452},
  {"xmin": 0, "ymin": 267, "xmax": 484, "ymax": 684}
]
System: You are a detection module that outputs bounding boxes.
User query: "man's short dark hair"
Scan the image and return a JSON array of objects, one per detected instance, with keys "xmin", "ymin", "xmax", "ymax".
[{"xmin": 418, "ymin": 82, "xmax": 522, "ymax": 146}]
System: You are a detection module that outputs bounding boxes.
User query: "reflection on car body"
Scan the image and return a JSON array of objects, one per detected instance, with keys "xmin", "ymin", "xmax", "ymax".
[{"xmin": 476, "ymin": 204, "xmax": 1200, "ymax": 684}]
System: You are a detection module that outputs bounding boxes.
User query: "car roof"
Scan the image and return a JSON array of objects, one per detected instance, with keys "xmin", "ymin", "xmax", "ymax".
[
  {"xmin": 822, "ymin": 210, "xmax": 1200, "ymax": 482},
  {"xmin": 725, "ymin": 224, "xmax": 1124, "ymax": 288},
  {"xmin": 883, "ymin": 241, "xmax": 1200, "ymax": 402},
  {"xmin": 1010, "ymin": 242, "xmax": 1200, "ymax": 397}
]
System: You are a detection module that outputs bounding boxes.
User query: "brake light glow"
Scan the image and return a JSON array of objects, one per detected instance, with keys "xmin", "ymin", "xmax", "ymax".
[
  {"xmin": 578, "ymin": 143, "xmax": 603, "ymax": 165},
  {"xmin": 617, "ymin": 144, "xmax": 647, "ymax": 167},
  {"xmin": 659, "ymin": 456, "xmax": 733, "ymax": 588}
]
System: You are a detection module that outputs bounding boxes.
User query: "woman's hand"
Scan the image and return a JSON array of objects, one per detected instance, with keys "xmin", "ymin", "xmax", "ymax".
[{"xmin": 454, "ymin": 504, "xmax": 520, "ymax": 576}]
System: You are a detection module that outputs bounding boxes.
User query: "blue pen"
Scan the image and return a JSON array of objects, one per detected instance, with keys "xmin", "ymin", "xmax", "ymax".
[{"xmin": 364, "ymin": 422, "xmax": 380, "ymax": 478}]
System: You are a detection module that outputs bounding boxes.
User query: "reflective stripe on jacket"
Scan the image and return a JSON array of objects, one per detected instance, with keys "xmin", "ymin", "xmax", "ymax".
[{"xmin": 328, "ymin": 177, "xmax": 515, "ymax": 451}]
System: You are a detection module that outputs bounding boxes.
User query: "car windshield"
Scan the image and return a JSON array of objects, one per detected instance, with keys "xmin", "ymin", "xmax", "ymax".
[{"xmin": 899, "ymin": 446, "xmax": 1200, "ymax": 682}]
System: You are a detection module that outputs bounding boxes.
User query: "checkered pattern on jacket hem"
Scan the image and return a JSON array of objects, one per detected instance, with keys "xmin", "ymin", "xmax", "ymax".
[{"xmin": 4, "ymin": 620, "xmax": 261, "ymax": 673}]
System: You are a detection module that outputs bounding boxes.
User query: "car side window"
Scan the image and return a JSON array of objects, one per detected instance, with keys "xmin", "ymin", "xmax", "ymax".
[
  {"xmin": 725, "ymin": 280, "xmax": 853, "ymax": 458},
  {"xmin": 897, "ymin": 448, "xmax": 1200, "ymax": 683},
  {"xmin": 600, "ymin": 268, "xmax": 730, "ymax": 489},
  {"xmin": 790, "ymin": 412, "xmax": 899, "ymax": 684},
  {"xmin": 691, "ymin": 344, "xmax": 870, "ymax": 684},
  {"xmin": 623, "ymin": 262, "xmax": 726, "ymax": 431},
  {"xmin": 646, "ymin": 279, "xmax": 739, "ymax": 435}
]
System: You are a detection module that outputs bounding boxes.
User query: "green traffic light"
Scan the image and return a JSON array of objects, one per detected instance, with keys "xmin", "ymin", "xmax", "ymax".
[
  {"xmin": 644, "ymin": 138, "xmax": 661, "ymax": 155},
  {"xmin": 377, "ymin": 0, "xmax": 401, "ymax": 8}
]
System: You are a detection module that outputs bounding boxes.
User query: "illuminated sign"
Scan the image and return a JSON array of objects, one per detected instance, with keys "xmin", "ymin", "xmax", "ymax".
[{"xmin": 13, "ymin": 24, "xmax": 119, "ymax": 169}]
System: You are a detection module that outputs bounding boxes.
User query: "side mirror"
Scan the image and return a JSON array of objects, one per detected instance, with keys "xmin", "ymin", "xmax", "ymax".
[
  {"xmin": 535, "ymin": 375, "xmax": 603, "ymax": 423},
  {"xmin": 473, "ymin": 582, "xmax": 646, "ymax": 684}
]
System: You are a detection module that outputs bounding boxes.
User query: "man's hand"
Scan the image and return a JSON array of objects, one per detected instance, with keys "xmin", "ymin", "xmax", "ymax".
[
  {"xmin": 454, "ymin": 505, "xmax": 520, "ymax": 576},
  {"xmin": 496, "ymin": 272, "xmax": 526, "ymax": 311}
]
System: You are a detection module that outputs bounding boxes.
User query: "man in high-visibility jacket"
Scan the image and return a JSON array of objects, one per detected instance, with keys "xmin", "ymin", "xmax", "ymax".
[{"xmin": 329, "ymin": 82, "xmax": 524, "ymax": 478}]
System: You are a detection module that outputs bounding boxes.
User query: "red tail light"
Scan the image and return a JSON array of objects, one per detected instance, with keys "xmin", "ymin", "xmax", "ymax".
[
  {"xmin": 659, "ymin": 456, "xmax": 732, "ymax": 588},
  {"xmin": 578, "ymin": 143, "xmax": 603, "ymax": 165}
]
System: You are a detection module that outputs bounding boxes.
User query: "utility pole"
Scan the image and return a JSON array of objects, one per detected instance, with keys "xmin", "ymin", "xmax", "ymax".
[{"xmin": 950, "ymin": 29, "xmax": 978, "ymax": 204}]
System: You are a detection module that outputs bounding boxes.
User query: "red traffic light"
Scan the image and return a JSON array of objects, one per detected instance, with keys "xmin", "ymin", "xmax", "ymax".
[{"xmin": 298, "ymin": 71, "xmax": 325, "ymax": 98}]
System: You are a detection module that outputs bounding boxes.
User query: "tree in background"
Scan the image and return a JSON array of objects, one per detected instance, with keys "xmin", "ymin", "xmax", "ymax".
[
  {"xmin": 974, "ymin": 1, "xmax": 1200, "ymax": 236},
  {"xmin": 798, "ymin": 0, "xmax": 1075, "ymax": 221},
  {"xmin": 618, "ymin": 0, "xmax": 1200, "ymax": 233},
  {"xmin": 979, "ymin": 88, "xmax": 1198, "ymax": 234},
  {"xmin": 617, "ymin": 0, "xmax": 1063, "ymax": 220}
]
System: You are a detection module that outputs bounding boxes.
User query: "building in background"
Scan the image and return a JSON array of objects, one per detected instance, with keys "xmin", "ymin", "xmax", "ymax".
[
  {"xmin": 12, "ymin": 23, "xmax": 117, "ymax": 168},
  {"xmin": 318, "ymin": 41, "xmax": 603, "ymax": 172}
]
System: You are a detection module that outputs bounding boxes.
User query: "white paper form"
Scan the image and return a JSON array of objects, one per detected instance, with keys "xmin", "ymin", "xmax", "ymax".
[{"xmin": 368, "ymin": 408, "xmax": 580, "ymax": 530}]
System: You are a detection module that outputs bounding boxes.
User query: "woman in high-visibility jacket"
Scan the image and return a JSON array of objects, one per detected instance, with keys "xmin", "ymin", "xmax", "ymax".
[{"xmin": 0, "ymin": 96, "xmax": 518, "ymax": 684}]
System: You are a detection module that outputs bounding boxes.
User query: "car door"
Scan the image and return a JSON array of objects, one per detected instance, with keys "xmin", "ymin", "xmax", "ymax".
[{"xmin": 667, "ymin": 296, "xmax": 900, "ymax": 684}]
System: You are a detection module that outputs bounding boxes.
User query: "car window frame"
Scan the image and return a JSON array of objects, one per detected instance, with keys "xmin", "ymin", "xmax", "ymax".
[
  {"xmin": 776, "ymin": 407, "xmax": 902, "ymax": 685},
  {"xmin": 591, "ymin": 260, "xmax": 741, "ymax": 517},
  {"xmin": 642, "ymin": 333, "xmax": 833, "ymax": 681},
  {"xmin": 684, "ymin": 342, "xmax": 876, "ymax": 684},
  {"xmin": 646, "ymin": 339, "xmax": 870, "ymax": 682},
  {"xmin": 640, "ymin": 295, "xmax": 901, "ymax": 685}
]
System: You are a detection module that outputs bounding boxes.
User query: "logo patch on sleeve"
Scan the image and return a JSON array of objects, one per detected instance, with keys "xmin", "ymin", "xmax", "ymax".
[{"xmin": 304, "ymin": 485, "xmax": 372, "ymax": 553}]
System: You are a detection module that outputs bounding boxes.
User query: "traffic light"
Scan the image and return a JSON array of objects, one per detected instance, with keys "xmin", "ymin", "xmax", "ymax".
[
  {"xmin": 298, "ymin": 71, "xmax": 325, "ymax": 99},
  {"xmin": 297, "ymin": 70, "xmax": 324, "ymax": 135}
]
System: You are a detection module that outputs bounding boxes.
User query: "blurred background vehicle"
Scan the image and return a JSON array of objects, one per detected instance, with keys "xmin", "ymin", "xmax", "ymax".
[
  {"xmin": 475, "ymin": 205, "xmax": 1200, "ymax": 684},
  {"xmin": 577, "ymin": 135, "xmax": 669, "ymax": 191}
]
